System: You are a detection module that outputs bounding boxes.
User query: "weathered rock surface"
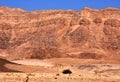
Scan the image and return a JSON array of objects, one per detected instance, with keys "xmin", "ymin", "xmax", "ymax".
[{"xmin": 0, "ymin": 6, "xmax": 120, "ymax": 60}]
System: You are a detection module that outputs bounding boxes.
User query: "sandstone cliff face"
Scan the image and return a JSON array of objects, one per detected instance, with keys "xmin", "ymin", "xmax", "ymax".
[{"xmin": 0, "ymin": 7, "xmax": 120, "ymax": 60}]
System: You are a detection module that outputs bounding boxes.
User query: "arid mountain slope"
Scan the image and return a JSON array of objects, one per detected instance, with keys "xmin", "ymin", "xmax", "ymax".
[{"xmin": 0, "ymin": 7, "xmax": 120, "ymax": 60}]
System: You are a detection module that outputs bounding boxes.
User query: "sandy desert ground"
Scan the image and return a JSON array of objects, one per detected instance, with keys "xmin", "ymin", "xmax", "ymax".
[{"xmin": 0, "ymin": 58, "xmax": 120, "ymax": 82}]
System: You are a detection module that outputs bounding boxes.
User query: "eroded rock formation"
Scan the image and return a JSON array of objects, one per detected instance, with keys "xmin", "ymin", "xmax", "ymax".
[{"xmin": 0, "ymin": 6, "xmax": 120, "ymax": 60}]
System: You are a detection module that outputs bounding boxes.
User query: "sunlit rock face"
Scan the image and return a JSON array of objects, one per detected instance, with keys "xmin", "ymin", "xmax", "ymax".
[{"xmin": 0, "ymin": 6, "xmax": 120, "ymax": 60}]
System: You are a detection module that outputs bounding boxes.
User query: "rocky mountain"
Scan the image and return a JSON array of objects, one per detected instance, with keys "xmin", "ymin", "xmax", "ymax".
[{"xmin": 0, "ymin": 6, "xmax": 120, "ymax": 60}]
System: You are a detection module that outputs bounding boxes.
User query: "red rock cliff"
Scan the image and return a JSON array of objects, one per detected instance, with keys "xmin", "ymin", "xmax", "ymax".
[{"xmin": 0, "ymin": 7, "xmax": 120, "ymax": 60}]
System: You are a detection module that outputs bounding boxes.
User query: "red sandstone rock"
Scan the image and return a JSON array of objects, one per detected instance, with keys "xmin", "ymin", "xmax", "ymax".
[{"xmin": 0, "ymin": 7, "xmax": 120, "ymax": 60}]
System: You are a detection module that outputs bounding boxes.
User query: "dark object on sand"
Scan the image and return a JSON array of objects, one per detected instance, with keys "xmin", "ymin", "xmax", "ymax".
[{"xmin": 62, "ymin": 69, "xmax": 72, "ymax": 74}]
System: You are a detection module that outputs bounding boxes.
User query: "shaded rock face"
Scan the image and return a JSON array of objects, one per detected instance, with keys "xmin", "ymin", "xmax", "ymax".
[{"xmin": 0, "ymin": 7, "xmax": 120, "ymax": 60}]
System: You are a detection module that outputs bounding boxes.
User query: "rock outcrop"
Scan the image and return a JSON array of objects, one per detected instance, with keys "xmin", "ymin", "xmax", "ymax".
[{"xmin": 0, "ymin": 6, "xmax": 120, "ymax": 60}]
